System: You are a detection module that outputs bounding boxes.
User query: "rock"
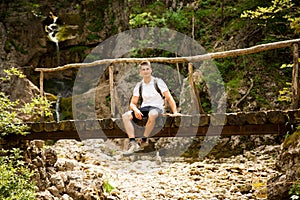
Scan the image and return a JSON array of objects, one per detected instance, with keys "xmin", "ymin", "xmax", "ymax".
[
  {"xmin": 268, "ymin": 175, "xmax": 290, "ymax": 200},
  {"xmin": 50, "ymin": 173, "xmax": 65, "ymax": 193},
  {"xmin": 55, "ymin": 159, "xmax": 76, "ymax": 171},
  {"xmin": 267, "ymin": 130, "xmax": 300, "ymax": 200},
  {"xmin": 30, "ymin": 137, "xmax": 282, "ymax": 200},
  {"xmin": 32, "ymin": 157, "xmax": 45, "ymax": 168},
  {"xmin": 32, "ymin": 140, "xmax": 45, "ymax": 149},
  {"xmin": 44, "ymin": 148, "xmax": 58, "ymax": 167},
  {"xmin": 36, "ymin": 190, "xmax": 56, "ymax": 200},
  {"xmin": 155, "ymin": 151, "xmax": 162, "ymax": 165},
  {"xmin": 48, "ymin": 186, "xmax": 60, "ymax": 197},
  {"xmin": 61, "ymin": 194, "xmax": 73, "ymax": 200}
]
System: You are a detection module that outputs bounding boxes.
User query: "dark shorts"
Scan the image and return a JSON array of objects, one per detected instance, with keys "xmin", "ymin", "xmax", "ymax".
[{"xmin": 132, "ymin": 106, "xmax": 163, "ymax": 123}]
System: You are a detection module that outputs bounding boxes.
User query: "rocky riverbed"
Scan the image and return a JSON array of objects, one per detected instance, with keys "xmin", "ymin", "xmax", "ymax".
[{"xmin": 45, "ymin": 139, "xmax": 281, "ymax": 200}]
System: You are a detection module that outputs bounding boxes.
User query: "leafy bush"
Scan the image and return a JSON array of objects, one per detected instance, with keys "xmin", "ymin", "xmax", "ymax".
[
  {"xmin": 21, "ymin": 95, "xmax": 54, "ymax": 122},
  {"xmin": 0, "ymin": 68, "xmax": 29, "ymax": 137},
  {"xmin": 0, "ymin": 148, "xmax": 36, "ymax": 199},
  {"xmin": 0, "ymin": 68, "xmax": 38, "ymax": 198},
  {"xmin": 0, "ymin": 92, "xmax": 29, "ymax": 137},
  {"xmin": 0, "ymin": 68, "xmax": 54, "ymax": 136},
  {"xmin": 289, "ymin": 180, "xmax": 300, "ymax": 200}
]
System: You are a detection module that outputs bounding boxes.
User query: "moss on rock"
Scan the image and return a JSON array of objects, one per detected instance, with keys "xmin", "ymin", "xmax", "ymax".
[{"xmin": 282, "ymin": 129, "xmax": 300, "ymax": 150}]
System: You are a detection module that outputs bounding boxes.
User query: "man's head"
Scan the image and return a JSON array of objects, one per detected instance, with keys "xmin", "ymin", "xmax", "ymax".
[
  {"xmin": 139, "ymin": 60, "xmax": 152, "ymax": 77},
  {"xmin": 139, "ymin": 60, "xmax": 151, "ymax": 69}
]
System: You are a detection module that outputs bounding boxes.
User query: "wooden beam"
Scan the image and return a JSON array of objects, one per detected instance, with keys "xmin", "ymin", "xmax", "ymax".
[
  {"xmin": 292, "ymin": 43, "xmax": 299, "ymax": 109},
  {"xmin": 39, "ymin": 71, "xmax": 45, "ymax": 121},
  {"xmin": 35, "ymin": 38, "xmax": 300, "ymax": 73},
  {"xmin": 4, "ymin": 109, "xmax": 299, "ymax": 141},
  {"xmin": 109, "ymin": 65, "xmax": 115, "ymax": 117},
  {"xmin": 188, "ymin": 63, "xmax": 204, "ymax": 114},
  {"xmin": 5, "ymin": 123, "xmax": 285, "ymax": 141},
  {"xmin": 39, "ymin": 71, "xmax": 44, "ymax": 96}
]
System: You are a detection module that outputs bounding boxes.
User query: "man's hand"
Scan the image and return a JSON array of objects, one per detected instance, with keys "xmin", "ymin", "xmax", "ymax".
[
  {"xmin": 163, "ymin": 112, "xmax": 182, "ymax": 117},
  {"xmin": 134, "ymin": 109, "xmax": 143, "ymax": 120}
]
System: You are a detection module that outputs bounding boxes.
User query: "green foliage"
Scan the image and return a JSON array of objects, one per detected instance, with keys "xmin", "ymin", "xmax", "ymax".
[
  {"xmin": 0, "ymin": 68, "xmax": 29, "ymax": 137},
  {"xmin": 129, "ymin": 12, "xmax": 166, "ymax": 28},
  {"xmin": 241, "ymin": 0, "xmax": 294, "ymax": 20},
  {"xmin": 289, "ymin": 180, "xmax": 300, "ymax": 200},
  {"xmin": 128, "ymin": 1, "xmax": 191, "ymax": 32},
  {"xmin": 102, "ymin": 179, "xmax": 114, "ymax": 193},
  {"xmin": 288, "ymin": 17, "xmax": 300, "ymax": 34},
  {"xmin": 0, "ymin": 67, "xmax": 26, "ymax": 82},
  {"xmin": 60, "ymin": 97, "xmax": 72, "ymax": 120},
  {"xmin": 163, "ymin": 8, "xmax": 190, "ymax": 32},
  {"xmin": 105, "ymin": 95, "xmax": 111, "ymax": 106},
  {"xmin": 282, "ymin": 129, "xmax": 300, "ymax": 150},
  {"xmin": 0, "ymin": 67, "xmax": 54, "ymax": 124},
  {"xmin": 241, "ymin": 0, "xmax": 297, "ymax": 37},
  {"xmin": 277, "ymin": 61, "xmax": 295, "ymax": 103},
  {"xmin": 278, "ymin": 83, "xmax": 292, "ymax": 102},
  {"xmin": 0, "ymin": 148, "xmax": 36, "ymax": 199},
  {"xmin": 0, "ymin": 92, "xmax": 29, "ymax": 137},
  {"xmin": 21, "ymin": 96, "xmax": 54, "ymax": 122}
]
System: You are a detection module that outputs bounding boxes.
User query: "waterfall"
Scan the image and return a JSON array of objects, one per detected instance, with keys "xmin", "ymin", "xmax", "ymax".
[
  {"xmin": 55, "ymin": 41, "xmax": 60, "ymax": 66},
  {"xmin": 44, "ymin": 11, "xmax": 78, "ymax": 66},
  {"xmin": 45, "ymin": 12, "xmax": 60, "ymax": 66},
  {"xmin": 55, "ymin": 94, "xmax": 61, "ymax": 122}
]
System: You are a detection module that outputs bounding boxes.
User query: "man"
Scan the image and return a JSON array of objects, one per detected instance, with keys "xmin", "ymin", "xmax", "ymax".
[{"xmin": 122, "ymin": 60, "xmax": 180, "ymax": 155}]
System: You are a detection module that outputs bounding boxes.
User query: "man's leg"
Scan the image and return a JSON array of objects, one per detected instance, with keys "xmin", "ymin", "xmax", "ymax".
[
  {"xmin": 143, "ymin": 109, "xmax": 159, "ymax": 138},
  {"xmin": 122, "ymin": 111, "xmax": 139, "ymax": 155},
  {"xmin": 138, "ymin": 109, "xmax": 159, "ymax": 150},
  {"xmin": 122, "ymin": 111, "xmax": 135, "ymax": 138}
]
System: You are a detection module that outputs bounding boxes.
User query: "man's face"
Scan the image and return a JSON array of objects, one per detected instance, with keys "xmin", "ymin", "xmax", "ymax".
[{"xmin": 140, "ymin": 64, "xmax": 152, "ymax": 77}]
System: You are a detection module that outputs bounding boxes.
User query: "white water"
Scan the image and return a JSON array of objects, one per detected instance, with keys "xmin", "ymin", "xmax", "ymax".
[
  {"xmin": 45, "ymin": 14, "xmax": 60, "ymax": 66},
  {"xmin": 55, "ymin": 94, "xmax": 61, "ymax": 122}
]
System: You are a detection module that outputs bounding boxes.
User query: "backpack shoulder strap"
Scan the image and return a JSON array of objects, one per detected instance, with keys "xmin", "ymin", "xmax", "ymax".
[
  {"xmin": 138, "ymin": 81, "xmax": 143, "ymax": 105},
  {"xmin": 154, "ymin": 78, "xmax": 165, "ymax": 99}
]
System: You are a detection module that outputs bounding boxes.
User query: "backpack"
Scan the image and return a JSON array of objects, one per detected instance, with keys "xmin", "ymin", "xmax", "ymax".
[{"xmin": 131, "ymin": 78, "xmax": 165, "ymax": 108}]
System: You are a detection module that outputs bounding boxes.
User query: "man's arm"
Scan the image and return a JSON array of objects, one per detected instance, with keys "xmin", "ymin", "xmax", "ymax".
[
  {"xmin": 130, "ymin": 96, "xmax": 139, "ymax": 111},
  {"xmin": 163, "ymin": 90, "xmax": 180, "ymax": 115},
  {"xmin": 130, "ymin": 96, "xmax": 143, "ymax": 120}
]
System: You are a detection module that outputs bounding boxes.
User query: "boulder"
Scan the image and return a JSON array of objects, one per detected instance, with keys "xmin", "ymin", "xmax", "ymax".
[{"xmin": 268, "ymin": 130, "xmax": 300, "ymax": 200}]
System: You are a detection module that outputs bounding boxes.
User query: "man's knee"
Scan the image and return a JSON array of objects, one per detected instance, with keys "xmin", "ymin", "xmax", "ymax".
[
  {"xmin": 148, "ymin": 109, "xmax": 159, "ymax": 119},
  {"xmin": 122, "ymin": 111, "xmax": 132, "ymax": 120}
]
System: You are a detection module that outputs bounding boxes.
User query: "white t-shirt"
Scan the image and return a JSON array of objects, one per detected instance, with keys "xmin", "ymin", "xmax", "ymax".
[{"xmin": 133, "ymin": 76, "xmax": 168, "ymax": 110}]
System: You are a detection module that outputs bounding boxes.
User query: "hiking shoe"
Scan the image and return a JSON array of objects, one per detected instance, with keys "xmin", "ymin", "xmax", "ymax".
[
  {"xmin": 123, "ymin": 141, "xmax": 140, "ymax": 156},
  {"xmin": 138, "ymin": 139, "xmax": 149, "ymax": 150}
]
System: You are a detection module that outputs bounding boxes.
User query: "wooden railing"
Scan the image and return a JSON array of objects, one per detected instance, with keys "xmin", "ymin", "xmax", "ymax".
[{"xmin": 35, "ymin": 38, "xmax": 300, "ymax": 111}]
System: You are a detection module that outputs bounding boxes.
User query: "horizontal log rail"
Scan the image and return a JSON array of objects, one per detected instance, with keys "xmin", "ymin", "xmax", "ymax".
[
  {"xmin": 35, "ymin": 38, "xmax": 300, "ymax": 72},
  {"xmin": 34, "ymin": 38, "xmax": 300, "ymax": 109},
  {"xmin": 4, "ymin": 110, "xmax": 300, "ymax": 141}
]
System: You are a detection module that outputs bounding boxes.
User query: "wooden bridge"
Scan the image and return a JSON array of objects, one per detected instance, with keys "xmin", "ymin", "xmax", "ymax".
[
  {"xmin": 15, "ymin": 37, "xmax": 299, "ymax": 142},
  {"xmin": 5, "ymin": 110, "xmax": 300, "ymax": 141}
]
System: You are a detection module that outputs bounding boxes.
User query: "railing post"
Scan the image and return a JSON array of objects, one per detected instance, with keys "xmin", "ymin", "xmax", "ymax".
[
  {"xmin": 188, "ymin": 63, "xmax": 204, "ymax": 114},
  {"xmin": 109, "ymin": 65, "xmax": 115, "ymax": 117},
  {"xmin": 40, "ymin": 71, "xmax": 44, "ymax": 97},
  {"xmin": 292, "ymin": 43, "xmax": 299, "ymax": 109},
  {"xmin": 39, "ymin": 71, "xmax": 45, "ymax": 121}
]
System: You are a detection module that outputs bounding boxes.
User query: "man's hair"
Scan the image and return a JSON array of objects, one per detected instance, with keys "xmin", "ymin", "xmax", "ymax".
[{"xmin": 139, "ymin": 60, "xmax": 151, "ymax": 69}]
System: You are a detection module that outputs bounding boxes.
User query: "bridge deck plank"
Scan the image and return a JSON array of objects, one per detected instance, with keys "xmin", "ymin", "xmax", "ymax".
[
  {"xmin": 4, "ymin": 110, "xmax": 298, "ymax": 141},
  {"xmin": 6, "ymin": 124, "xmax": 287, "ymax": 141}
]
